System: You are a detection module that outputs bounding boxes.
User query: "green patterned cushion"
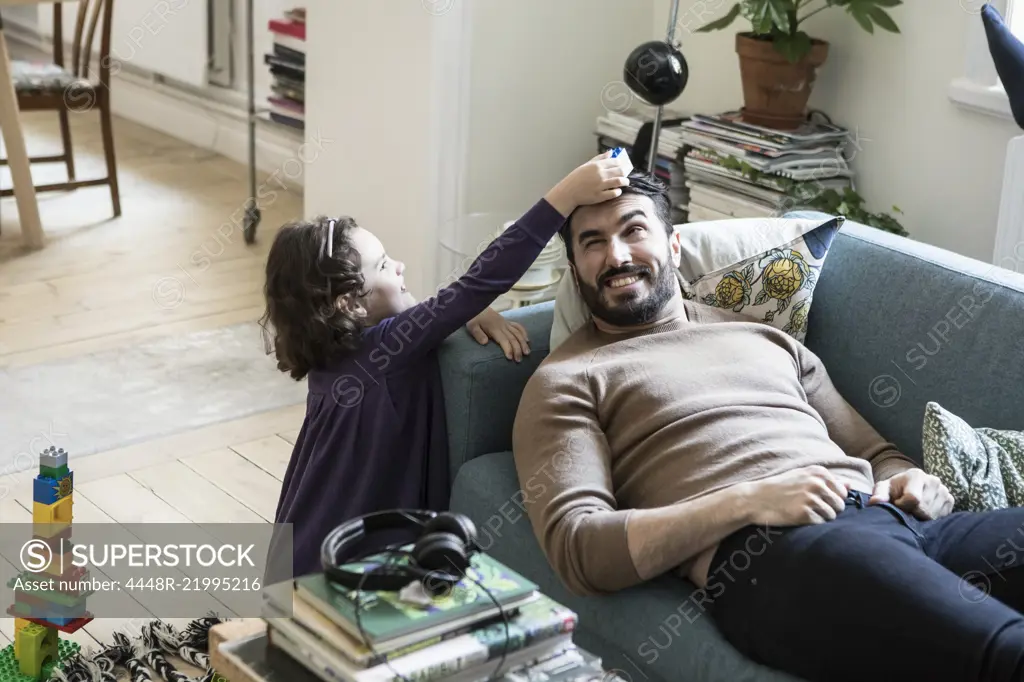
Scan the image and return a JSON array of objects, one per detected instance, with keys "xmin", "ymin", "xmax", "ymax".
[{"xmin": 922, "ymin": 401, "xmax": 1024, "ymax": 512}]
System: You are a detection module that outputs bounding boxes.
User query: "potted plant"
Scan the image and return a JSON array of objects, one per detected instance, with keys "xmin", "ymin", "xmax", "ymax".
[{"xmin": 697, "ymin": 0, "xmax": 902, "ymax": 130}]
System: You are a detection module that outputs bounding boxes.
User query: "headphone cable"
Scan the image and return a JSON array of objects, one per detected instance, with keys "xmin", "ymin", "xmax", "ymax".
[
  {"xmin": 463, "ymin": 569, "xmax": 511, "ymax": 682},
  {"xmin": 355, "ymin": 551, "xmax": 416, "ymax": 682}
]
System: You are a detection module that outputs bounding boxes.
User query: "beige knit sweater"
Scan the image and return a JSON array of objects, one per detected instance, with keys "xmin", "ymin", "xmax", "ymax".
[{"xmin": 512, "ymin": 298, "xmax": 915, "ymax": 596}]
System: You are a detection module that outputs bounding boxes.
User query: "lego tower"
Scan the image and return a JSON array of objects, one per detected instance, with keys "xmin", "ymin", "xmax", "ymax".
[{"xmin": 2, "ymin": 447, "xmax": 92, "ymax": 680}]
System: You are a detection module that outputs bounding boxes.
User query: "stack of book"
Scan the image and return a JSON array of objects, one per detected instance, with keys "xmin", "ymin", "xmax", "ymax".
[
  {"xmin": 679, "ymin": 111, "xmax": 855, "ymax": 221},
  {"xmin": 266, "ymin": 7, "xmax": 306, "ymax": 130},
  {"xmin": 255, "ymin": 550, "xmax": 610, "ymax": 682},
  {"xmin": 595, "ymin": 109, "xmax": 689, "ymax": 225}
]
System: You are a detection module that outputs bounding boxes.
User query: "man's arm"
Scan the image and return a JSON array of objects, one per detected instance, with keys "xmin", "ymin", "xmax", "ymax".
[
  {"xmin": 797, "ymin": 343, "xmax": 917, "ymax": 481},
  {"xmin": 511, "ymin": 364, "xmax": 757, "ymax": 596}
]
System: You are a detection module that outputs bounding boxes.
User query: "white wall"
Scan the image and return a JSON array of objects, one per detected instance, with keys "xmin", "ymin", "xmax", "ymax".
[
  {"xmin": 304, "ymin": 0, "xmax": 655, "ymax": 300},
  {"xmin": 655, "ymin": 0, "xmax": 1021, "ymax": 262}
]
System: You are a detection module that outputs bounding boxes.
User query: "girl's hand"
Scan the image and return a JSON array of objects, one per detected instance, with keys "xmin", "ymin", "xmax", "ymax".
[
  {"xmin": 544, "ymin": 149, "xmax": 631, "ymax": 217},
  {"xmin": 466, "ymin": 308, "xmax": 530, "ymax": 362}
]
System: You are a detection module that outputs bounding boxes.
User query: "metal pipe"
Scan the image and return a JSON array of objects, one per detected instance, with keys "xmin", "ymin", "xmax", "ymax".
[
  {"xmin": 648, "ymin": 0, "xmax": 682, "ymax": 178},
  {"xmin": 666, "ymin": 0, "xmax": 681, "ymax": 45}
]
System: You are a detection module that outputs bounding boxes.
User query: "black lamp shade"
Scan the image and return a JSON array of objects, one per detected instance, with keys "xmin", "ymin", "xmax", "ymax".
[{"xmin": 623, "ymin": 40, "xmax": 689, "ymax": 107}]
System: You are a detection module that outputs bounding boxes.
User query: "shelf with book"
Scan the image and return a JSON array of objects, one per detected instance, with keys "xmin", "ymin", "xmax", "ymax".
[{"xmin": 267, "ymin": 7, "xmax": 306, "ymax": 132}]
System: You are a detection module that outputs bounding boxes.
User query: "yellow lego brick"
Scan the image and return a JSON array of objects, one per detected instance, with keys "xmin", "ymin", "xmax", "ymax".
[
  {"xmin": 12, "ymin": 618, "xmax": 30, "ymax": 659},
  {"xmin": 33, "ymin": 495, "xmax": 73, "ymax": 526}
]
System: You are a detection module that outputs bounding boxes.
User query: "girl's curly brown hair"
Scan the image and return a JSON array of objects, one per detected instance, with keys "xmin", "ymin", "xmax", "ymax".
[{"xmin": 259, "ymin": 215, "xmax": 369, "ymax": 380}]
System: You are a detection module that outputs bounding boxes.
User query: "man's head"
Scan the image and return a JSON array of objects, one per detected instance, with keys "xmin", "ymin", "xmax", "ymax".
[{"xmin": 558, "ymin": 171, "xmax": 683, "ymax": 328}]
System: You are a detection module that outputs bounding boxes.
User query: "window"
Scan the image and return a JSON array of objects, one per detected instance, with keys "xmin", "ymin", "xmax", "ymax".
[{"xmin": 948, "ymin": 0, "xmax": 1019, "ymax": 121}]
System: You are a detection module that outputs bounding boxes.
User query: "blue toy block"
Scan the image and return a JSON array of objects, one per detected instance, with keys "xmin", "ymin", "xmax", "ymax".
[{"xmin": 32, "ymin": 472, "xmax": 73, "ymax": 505}]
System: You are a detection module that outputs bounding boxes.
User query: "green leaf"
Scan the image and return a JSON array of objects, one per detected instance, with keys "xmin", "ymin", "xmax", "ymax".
[
  {"xmin": 773, "ymin": 31, "xmax": 813, "ymax": 62},
  {"xmin": 748, "ymin": 0, "xmax": 774, "ymax": 33},
  {"xmin": 696, "ymin": 3, "xmax": 742, "ymax": 32},
  {"xmin": 867, "ymin": 6, "xmax": 899, "ymax": 31},
  {"xmin": 754, "ymin": 289, "xmax": 770, "ymax": 306},
  {"xmin": 767, "ymin": 0, "xmax": 792, "ymax": 33},
  {"xmin": 850, "ymin": 5, "xmax": 874, "ymax": 32},
  {"xmin": 871, "ymin": 0, "xmax": 902, "ymax": 6}
]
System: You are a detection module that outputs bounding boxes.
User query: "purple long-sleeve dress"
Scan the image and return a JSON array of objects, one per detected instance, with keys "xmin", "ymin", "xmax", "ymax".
[{"xmin": 272, "ymin": 198, "xmax": 567, "ymax": 577}]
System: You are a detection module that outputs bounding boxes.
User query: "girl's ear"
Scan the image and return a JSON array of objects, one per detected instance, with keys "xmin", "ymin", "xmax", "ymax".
[{"xmin": 336, "ymin": 292, "xmax": 368, "ymax": 320}]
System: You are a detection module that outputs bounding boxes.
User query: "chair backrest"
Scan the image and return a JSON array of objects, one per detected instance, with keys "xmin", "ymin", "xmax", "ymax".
[{"xmin": 53, "ymin": 0, "xmax": 114, "ymax": 87}]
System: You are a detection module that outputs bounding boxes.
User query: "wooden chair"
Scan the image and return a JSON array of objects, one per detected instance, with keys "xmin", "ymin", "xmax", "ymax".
[{"xmin": 0, "ymin": 0, "xmax": 120, "ymax": 217}]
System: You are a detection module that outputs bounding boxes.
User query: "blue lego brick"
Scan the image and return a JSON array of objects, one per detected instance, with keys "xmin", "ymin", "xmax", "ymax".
[{"xmin": 32, "ymin": 472, "xmax": 72, "ymax": 504}]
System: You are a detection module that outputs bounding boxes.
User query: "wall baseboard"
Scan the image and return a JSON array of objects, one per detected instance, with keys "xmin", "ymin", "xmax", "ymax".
[{"xmin": 0, "ymin": 12, "xmax": 306, "ymax": 191}]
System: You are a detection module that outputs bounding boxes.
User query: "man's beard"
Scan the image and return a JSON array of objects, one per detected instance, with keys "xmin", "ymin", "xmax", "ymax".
[{"xmin": 576, "ymin": 259, "xmax": 678, "ymax": 327}]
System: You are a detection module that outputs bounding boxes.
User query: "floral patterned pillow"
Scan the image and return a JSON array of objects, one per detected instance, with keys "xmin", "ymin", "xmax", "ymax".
[
  {"xmin": 682, "ymin": 217, "xmax": 843, "ymax": 342},
  {"xmin": 922, "ymin": 401, "xmax": 1024, "ymax": 512}
]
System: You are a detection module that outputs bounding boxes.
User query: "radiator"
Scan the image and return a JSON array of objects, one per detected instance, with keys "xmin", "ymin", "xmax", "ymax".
[{"xmin": 993, "ymin": 136, "xmax": 1024, "ymax": 272}]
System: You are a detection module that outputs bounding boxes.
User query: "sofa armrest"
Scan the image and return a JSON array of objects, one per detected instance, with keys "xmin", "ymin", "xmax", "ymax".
[{"xmin": 438, "ymin": 302, "xmax": 555, "ymax": 483}]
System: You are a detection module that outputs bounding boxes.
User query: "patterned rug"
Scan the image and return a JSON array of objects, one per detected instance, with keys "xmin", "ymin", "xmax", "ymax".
[
  {"xmin": 15, "ymin": 617, "xmax": 226, "ymax": 682},
  {"xmin": 0, "ymin": 322, "xmax": 308, "ymax": 475}
]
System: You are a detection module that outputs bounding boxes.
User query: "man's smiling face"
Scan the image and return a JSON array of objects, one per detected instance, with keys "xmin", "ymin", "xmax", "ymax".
[{"xmin": 566, "ymin": 193, "xmax": 682, "ymax": 328}]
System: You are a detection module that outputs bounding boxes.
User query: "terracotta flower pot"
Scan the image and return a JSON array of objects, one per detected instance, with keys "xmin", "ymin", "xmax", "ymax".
[{"xmin": 735, "ymin": 33, "xmax": 829, "ymax": 130}]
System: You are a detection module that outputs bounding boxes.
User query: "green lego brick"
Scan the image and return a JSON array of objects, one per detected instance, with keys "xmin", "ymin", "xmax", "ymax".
[
  {"xmin": 14, "ymin": 625, "xmax": 57, "ymax": 678},
  {"xmin": 38, "ymin": 464, "xmax": 68, "ymax": 481},
  {"xmin": 0, "ymin": 638, "xmax": 80, "ymax": 682}
]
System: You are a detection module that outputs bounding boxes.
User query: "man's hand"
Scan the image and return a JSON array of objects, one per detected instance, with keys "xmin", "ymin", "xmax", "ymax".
[
  {"xmin": 743, "ymin": 465, "xmax": 850, "ymax": 527},
  {"xmin": 869, "ymin": 468, "xmax": 954, "ymax": 520},
  {"xmin": 466, "ymin": 308, "xmax": 530, "ymax": 362}
]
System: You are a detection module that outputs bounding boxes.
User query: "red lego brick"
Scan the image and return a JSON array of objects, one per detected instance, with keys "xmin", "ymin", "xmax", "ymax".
[{"xmin": 5, "ymin": 609, "xmax": 93, "ymax": 633}]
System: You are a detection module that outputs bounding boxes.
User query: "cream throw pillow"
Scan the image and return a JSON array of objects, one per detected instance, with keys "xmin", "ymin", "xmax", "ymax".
[{"xmin": 549, "ymin": 216, "xmax": 841, "ymax": 350}]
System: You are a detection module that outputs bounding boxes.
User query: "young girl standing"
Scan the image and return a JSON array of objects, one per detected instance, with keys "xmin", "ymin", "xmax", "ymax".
[{"xmin": 261, "ymin": 151, "xmax": 630, "ymax": 577}]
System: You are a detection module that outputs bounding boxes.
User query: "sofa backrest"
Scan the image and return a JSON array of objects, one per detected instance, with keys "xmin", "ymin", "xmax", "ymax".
[
  {"xmin": 804, "ymin": 218, "xmax": 1024, "ymax": 465},
  {"xmin": 438, "ymin": 216, "xmax": 1024, "ymax": 480},
  {"xmin": 438, "ymin": 302, "xmax": 556, "ymax": 482}
]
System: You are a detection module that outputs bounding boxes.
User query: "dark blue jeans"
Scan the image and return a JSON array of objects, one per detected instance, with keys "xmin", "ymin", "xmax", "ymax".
[{"xmin": 708, "ymin": 490, "xmax": 1024, "ymax": 682}]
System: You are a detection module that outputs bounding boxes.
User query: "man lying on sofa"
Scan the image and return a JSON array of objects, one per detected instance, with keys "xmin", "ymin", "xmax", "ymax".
[{"xmin": 511, "ymin": 172, "xmax": 1024, "ymax": 682}]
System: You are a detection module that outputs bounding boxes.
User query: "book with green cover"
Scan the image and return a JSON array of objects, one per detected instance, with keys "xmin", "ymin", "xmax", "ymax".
[{"xmin": 295, "ymin": 548, "xmax": 538, "ymax": 645}]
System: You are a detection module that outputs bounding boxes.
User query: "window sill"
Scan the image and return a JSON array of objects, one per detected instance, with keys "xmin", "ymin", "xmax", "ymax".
[{"xmin": 949, "ymin": 78, "xmax": 1016, "ymax": 121}]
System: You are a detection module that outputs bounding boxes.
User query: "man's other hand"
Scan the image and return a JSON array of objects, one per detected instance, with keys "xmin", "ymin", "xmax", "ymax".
[
  {"xmin": 743, "ymin": 465, "xmax": 849, "ymax": 527},
  {"xmin": 869, "ymin": 468, "xmax": 954, "ymax": 520}
]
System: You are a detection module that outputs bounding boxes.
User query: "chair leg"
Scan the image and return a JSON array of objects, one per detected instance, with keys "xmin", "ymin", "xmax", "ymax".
[
  {"xmin": 99, "ymin": 101, "xmax": 120, "ymax": 217},
  {"xmin": 58, "ymin": 109, "xmax": 75, "ymax": 180}
]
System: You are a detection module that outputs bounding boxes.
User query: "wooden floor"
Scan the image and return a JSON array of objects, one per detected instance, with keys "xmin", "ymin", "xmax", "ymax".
[{"xmin": 0, "ymin": 95, "xmax": 307, "ymax": 673}]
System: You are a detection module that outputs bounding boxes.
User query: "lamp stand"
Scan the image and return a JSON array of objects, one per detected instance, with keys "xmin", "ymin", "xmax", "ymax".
[{"xmin": 646, "ymin": 0, "xmax": 683, "ymax": 177}]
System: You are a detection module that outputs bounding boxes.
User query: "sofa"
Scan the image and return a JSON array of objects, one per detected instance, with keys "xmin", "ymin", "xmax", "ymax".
[{"xmin": 436, "ymin": 211, "xmax": 1024, "ymax": 682}]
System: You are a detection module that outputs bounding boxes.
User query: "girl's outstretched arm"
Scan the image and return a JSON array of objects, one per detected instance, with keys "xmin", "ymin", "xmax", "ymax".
[
  {"xmin": 361, "ymin": 150, "xmax": 630, "ymax": 374},
  {"xmin": 361, "ymin": 198, "xmax": 566, "ymax": 374}
]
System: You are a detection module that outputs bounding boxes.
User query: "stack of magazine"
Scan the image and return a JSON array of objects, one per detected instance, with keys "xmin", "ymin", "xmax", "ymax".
[
  {"xmin": 259, "ymin": 549, "xmax": 614, "ymax": 682},
  {"xmin": 680, "ymin": 111, "xmax": 856, "ymax": 221}
]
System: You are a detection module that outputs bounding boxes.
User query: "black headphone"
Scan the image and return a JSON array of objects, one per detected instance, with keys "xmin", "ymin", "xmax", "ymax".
[{"xmin": 320, "ymin": 510, "xmax": 479, "ymax": 596}]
